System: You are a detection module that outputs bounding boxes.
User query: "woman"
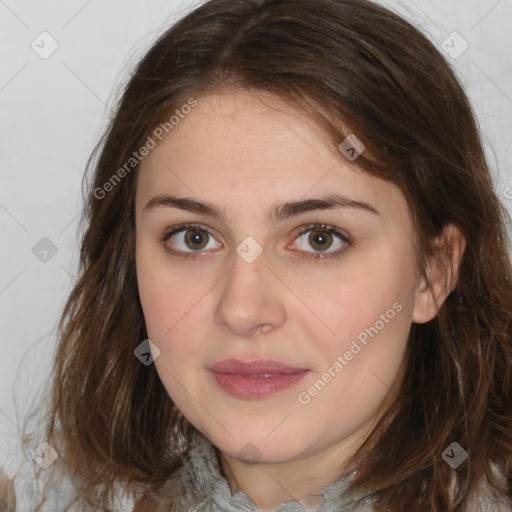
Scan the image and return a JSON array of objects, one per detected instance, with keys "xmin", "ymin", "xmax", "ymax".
[{"xmin": 6, "ymin": 0, "xmax": 512, "ymax": 510}]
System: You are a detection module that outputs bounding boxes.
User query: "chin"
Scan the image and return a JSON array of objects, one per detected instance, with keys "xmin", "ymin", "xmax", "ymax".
[{"xmin": 202, "ymin": 424, "xmax": 310, "ymax": 465}]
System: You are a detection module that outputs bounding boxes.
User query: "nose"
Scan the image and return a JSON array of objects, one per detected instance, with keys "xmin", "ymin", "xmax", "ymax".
[{"xmin": 213, "ymin": 252, "xmax": 286, "ymax": 338}]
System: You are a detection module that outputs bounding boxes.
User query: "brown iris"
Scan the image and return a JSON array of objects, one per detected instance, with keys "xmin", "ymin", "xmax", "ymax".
[
  {"xmin": 308, "ymin": 229, "xmax": 333, "ymax": 251},
  {"xmin": 184, "ymin": 229, "xmax": 209, "ymax": 250}
]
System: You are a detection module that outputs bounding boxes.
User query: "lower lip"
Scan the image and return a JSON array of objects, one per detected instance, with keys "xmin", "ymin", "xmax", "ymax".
[{"xmin": 209, "ymin": 370, "xmax": 309, "ymax": 399}]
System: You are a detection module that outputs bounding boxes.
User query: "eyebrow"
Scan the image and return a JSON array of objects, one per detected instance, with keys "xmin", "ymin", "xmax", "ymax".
[{"xmin": 143, "ymin": 194, "xmax": 380, "ymax": 222}]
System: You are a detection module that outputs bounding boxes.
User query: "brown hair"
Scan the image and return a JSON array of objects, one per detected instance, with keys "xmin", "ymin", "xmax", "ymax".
[
  {"xmin": 0, "ymin": 468, "xmax": 16, "ymax": 512},
  {"xmin": 23, "ymin": 0, "xmax": 512, "ymax": 510}
]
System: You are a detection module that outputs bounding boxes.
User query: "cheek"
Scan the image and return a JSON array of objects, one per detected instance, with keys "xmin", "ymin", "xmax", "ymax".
[
  {"xmin": 293, "ymin": 272, "xmax": 413, "ymax": 437},
  {"xmin": 136, "ymin": 255, "xmax": 210, "ymax": 410},
  {"xmin": 298, "ymin": 256, "xmax": 414, "ymax": 347},
  {"xmin": 136, "ymin": 245, "xmax": 210, "ymax": 341}
]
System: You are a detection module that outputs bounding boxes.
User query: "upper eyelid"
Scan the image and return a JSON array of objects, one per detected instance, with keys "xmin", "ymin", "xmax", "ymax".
[
  {"xmin": 294, "ymin": 223, "xmax": 350, "ymax": 239},
  {"xmin": 163, "ymin": 222, "xmax": 219, "ymax": 238}
]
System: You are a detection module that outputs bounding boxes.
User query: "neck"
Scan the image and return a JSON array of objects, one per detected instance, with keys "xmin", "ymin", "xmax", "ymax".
[{"xmin": 218, "ymin": 429, "xmax": 365, "ymax": 512}]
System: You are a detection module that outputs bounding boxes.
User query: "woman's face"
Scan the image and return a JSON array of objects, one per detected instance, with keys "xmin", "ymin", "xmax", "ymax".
[{"xmin": 135, "ymin": 90, "xmax": 426, "ymax": 465}]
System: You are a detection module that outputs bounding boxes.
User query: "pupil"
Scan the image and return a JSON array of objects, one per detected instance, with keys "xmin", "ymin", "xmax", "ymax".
[
  {"xmin": 185, "ymin": 229, "xmax": 208, "ymax": 250},
  {"xmin": 309, "ymin": 230, "xmax": 332, "ymax": 251}
]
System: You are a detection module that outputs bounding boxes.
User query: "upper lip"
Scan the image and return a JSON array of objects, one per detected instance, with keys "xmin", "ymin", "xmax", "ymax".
[{"xmin": 209, "ymin": 359, "xmax": 307, "ymax": 375}]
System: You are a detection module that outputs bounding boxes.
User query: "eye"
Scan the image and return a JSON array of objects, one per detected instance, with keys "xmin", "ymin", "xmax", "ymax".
[
  {"xmin": 160, "ymin": 222, "xmax": 352, "ymax": 260},
  {"xmin": 289, "ymin": 224, "xmax": 352, "ymax": 259},
  {"xmin": 161, "ymin": 224, "xmax": 221, "ymax": 256}
]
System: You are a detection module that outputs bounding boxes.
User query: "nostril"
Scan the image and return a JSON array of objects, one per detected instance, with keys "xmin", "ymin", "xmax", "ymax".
[{"xmin": 253, "ymin": 324, "xmax": 272, "ymax": 336}]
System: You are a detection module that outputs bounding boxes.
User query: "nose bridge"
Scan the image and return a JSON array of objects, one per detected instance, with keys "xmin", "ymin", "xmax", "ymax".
[{"xmin": 214, "ymin": 249, "xmax": 286, "ymax": 337}]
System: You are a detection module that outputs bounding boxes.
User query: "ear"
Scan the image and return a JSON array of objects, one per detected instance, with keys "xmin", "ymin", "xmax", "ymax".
[{"xmin": 412, "ymin": 223, "xmax": 466, "ymax": 324}]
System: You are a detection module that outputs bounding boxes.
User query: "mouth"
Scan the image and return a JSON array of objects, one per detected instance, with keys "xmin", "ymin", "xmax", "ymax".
[{"xmin": 208, "ymin": 359, "xmax": 309, "ymax": 399}]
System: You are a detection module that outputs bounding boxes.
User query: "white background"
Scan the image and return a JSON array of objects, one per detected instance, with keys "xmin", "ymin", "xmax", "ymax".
[{"xmin": 1, "ymin": 0, "xmax": 511, "ymax": 472}]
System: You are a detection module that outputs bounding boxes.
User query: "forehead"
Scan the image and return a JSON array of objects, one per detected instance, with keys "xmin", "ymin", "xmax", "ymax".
[{"xmin": 136, "ymin": 90, "xmax": 409, "ymax": 225}]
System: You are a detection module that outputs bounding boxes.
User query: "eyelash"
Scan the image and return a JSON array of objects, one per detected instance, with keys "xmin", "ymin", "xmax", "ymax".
[{"xmin": 160, "ymin": 222, "xmax": 353, "ymax": 261}]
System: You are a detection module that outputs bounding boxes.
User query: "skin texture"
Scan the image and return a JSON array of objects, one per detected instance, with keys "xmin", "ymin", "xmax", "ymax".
[{"xmin": 135, "ymin": 90, "xmax": 465, "ymax": 510}]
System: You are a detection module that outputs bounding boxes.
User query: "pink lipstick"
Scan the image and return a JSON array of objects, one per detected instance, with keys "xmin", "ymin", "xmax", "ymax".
[{"xmin": 208, "ymin": 359, "xmax": 309, "ymax": 399}]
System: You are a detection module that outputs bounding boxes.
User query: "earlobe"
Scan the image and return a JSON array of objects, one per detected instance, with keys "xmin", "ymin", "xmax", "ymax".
[{"xmin": 412, "ymin": 223, "xmax": 466, "ymax": 324}]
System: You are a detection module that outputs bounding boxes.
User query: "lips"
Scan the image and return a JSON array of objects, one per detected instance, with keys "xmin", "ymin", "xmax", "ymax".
[
  {"xmin": 210, "ymin": 359, "xmax": 306, "ymax": 375},
  {"xmin": 208, "ymin": 359, "xmax": 309, "ymax": 398}
]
